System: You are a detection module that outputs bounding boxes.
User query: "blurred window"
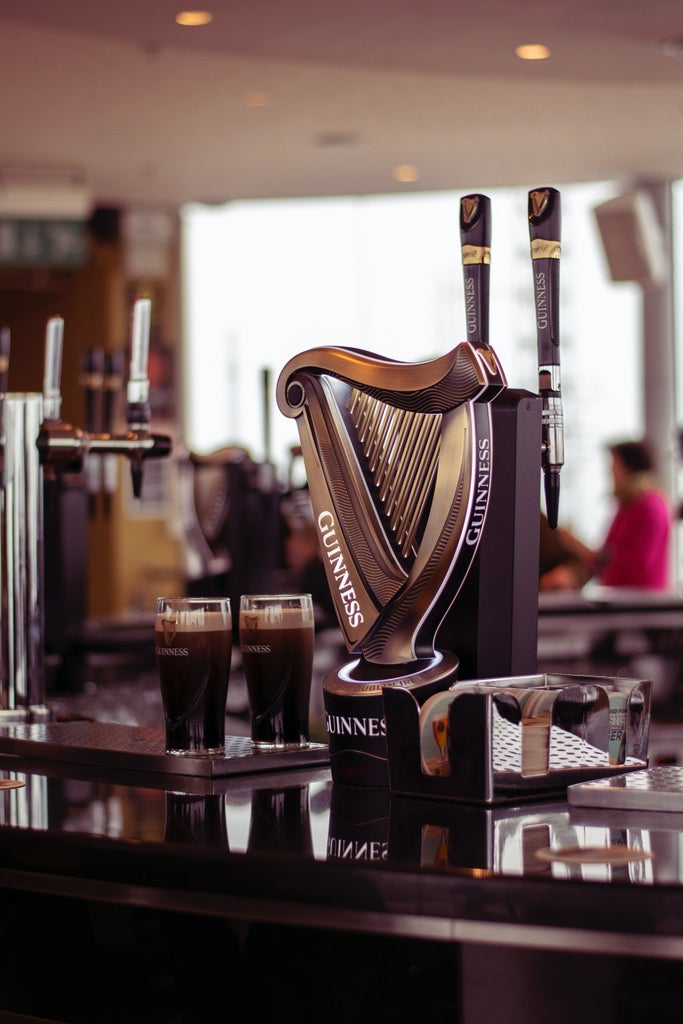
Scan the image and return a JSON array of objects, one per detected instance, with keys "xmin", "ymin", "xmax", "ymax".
[{"xmin": 181, "ymin": 182, "xmax": 644, "ymax": 549}]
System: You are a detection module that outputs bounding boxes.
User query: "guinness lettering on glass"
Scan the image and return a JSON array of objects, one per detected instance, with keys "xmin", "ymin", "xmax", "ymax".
[
  {"xmin": 155, "ymin": 597, "xmax": 233, "ymax": 755},
  {"xmin": 239, "ymin": 594, "xmax": 314, "ymax": 748}
]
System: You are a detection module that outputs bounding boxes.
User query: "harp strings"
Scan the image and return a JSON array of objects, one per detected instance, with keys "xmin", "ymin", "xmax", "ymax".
[{"xmin": 349, "ymin": 389, "xmax": 441, "ymax": 558}]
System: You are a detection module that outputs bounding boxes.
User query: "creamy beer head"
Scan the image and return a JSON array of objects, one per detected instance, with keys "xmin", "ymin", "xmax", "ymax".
[
  {"xmin": 155, "ymin": 609, "xmax": 233, "ymax": 651},
  {"xmin": 239, "ymin": 596, "xmax": 314, "ymax": 631}
]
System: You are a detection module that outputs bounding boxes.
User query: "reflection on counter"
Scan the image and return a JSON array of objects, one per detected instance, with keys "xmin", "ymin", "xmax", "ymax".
[
  {"xmin": 388, "ymin": 796, "xmax": 680, "ymax": 884},
  {"xmin": 165, "ymin": 792, "xmax": 230, "ymax": 847},
  {"xmin": 0, "ymin": 772, "xmax": 48, "ymax": 830},
  {"xmin": 1, "ymin": 762, "xmax": 682, "ymax": 890},
  {"xmin": 0, "ymin": 767, "xmax": 333, "ymax": 857},
  {"xmin": 248, "ymin": 786, "xmax": 313, "ymax": 856},
  {"xmin": 327, "ymin": 785, "xmax": 390, "ymax": 863}
]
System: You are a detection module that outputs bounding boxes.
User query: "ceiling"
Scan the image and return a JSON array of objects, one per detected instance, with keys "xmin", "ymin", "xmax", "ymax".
[{"xmin": 1, "ymin": 0, "xmax": 683, "ymax": 212}]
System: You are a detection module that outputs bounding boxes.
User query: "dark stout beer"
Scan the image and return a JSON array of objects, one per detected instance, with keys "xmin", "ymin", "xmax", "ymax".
[
  {"xmin": 239, "ymin": 597, "xmax": 314, "ymax": 747},
  {"xmin": 155, "ymin": 603, "xmax": 232, "ymax": 754}
]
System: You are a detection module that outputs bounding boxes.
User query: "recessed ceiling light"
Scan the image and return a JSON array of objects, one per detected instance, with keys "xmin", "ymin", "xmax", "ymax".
[
  {"xmin": 393, "ymin": 164, "xmax": 420, "ymax": 184},
  {"xmin": 661, "ymin": 36, "xmax": 683, "ymax": 61},
  {"xmin": 244, "ymin": 92, "xmax": 270, "ymax": 108},
  {"xmin": 515, "ymin": 43, "xmax": 551, "ymax": 61},
  {"xmin": 314, "ymin": 131, "xmax": 362, "ymax": 148},
  {"xmin": 175, "ymin": 10, "xmax": 213, "ymax": 27}
]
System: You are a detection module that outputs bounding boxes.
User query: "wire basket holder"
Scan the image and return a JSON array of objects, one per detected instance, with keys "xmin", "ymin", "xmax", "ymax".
[{"xmin": 383, "ymin": 673, "xmax": 651, "ymax": 804}]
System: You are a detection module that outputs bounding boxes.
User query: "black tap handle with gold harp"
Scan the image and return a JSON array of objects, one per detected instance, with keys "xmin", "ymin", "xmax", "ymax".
[
  {"xmin": 528, "ymin": 186, "xmax": 563, "ymax": 529},
  {"xmin": 460, "ymin": 193, "xmax": 491, "ymax": 347}
]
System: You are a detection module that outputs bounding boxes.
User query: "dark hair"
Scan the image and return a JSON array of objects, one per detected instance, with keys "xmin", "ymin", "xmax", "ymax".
[{"xmin": 609, "ymin": 440, "xmax": 654, "ymax": 474}]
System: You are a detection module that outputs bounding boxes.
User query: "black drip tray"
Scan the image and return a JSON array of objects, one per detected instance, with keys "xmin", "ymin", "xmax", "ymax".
[{"xmin": 0, "ymin": 721, "xmax": 329, "ymax": 778}]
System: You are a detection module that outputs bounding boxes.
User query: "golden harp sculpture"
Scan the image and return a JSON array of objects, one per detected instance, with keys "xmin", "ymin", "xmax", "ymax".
[{"xmin": 277, "ymin": 339, "xmax": 505, "ymax": 676}]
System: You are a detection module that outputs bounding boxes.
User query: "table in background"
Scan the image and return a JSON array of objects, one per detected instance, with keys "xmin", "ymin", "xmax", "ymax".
[{"xmin": 538, "ymin": 586, "xmax": 683, "ymax": 712}]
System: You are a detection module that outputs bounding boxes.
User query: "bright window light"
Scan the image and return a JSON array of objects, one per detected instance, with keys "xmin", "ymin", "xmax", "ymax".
[{"xmin": 181, "ymin": 184, "xmax": 641, "ymax": 550}]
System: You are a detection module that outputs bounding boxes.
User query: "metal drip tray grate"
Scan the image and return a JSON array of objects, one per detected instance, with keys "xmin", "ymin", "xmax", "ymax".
[{"xmin": 0, "ymin": 721, "xmax": 329, "ymax": 778}]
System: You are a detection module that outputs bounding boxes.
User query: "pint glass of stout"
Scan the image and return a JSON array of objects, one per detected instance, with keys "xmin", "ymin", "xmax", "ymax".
[
  {"xmin": 155, "ymin": 597, "xmax": 232, "ymax": 755},
  {"xmin": 239, "ymin": 594, "xmax": 314, "ymax": 748}
]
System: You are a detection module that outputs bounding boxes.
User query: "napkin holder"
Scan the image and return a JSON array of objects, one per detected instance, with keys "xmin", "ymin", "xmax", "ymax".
[{"xmin": 383, "ymin": 673, "xmax": 651, "ymax": 805}]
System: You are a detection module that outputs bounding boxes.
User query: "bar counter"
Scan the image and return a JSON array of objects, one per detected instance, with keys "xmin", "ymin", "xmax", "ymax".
[
  {"xmin": 538, "ymin": 586, "xmax": 683, "ymax": 660},
  {"xmin": 0, "ymin": 716, "xmax": 682, "ymax": 1023}
]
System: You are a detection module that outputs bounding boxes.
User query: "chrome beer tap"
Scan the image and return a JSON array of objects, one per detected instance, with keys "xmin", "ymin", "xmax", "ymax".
[
  {"xmin": 0, "ymin": 302, "xmax": 171, "ymax": 719},
  {"xmin": 0, "ymin": 326, "xmax": 10, "ymax": 487},
  {"xmin": 80, "ymin": 346, "xmax": 106, "ymax": 511},
  {"xmin": 102, "ymin": 350, "xmax": 125, "ymax": 515},
  {"xmin": 43, "ymin": 316, "xmax": 64, "ymax": 425},
  {"xmin": 39, "ymin": 316, "xmax": 72, "ymax": 483},
  {"xmin": 0, "ymin": 326, "xmax": 9, "ymax": 706},
  {"xmin": 0, "ymin": 324, "xmax": 45, "ymax": 717},
  {"xmin": 125, "ymin": 296, "xmax": 153, "ymax": 499},
  {"xmin": 37, "ymin": 298, "xmax": 172, "ymax": 486}
]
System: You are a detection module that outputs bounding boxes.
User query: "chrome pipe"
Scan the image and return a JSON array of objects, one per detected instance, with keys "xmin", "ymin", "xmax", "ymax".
[{"xmin": 0, "ymin": 394, "xmax": 47, "ymax": 719}]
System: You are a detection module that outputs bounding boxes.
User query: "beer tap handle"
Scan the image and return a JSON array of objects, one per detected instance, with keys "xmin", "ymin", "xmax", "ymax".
[
  {"xmin": 459, "ymin": 193, "xmax": 491, "ymax": 348},
  {"xmin": 126, "ymin": 297, "xmax": 151, "ymax": 432},
  {"xmin": 101, "ymin": 351, "xmax": 125, "ymax": 514},
  {"xmin": 80, "ymin": 348, "xmax": 105, "ymax": 510},
  {"xmin": 528, "ymin": 186, "xmax": 563, "ymax": 529},
  {"xmin": 126, "ymin": 297, "xmax": 152, "ymax": 498},
  {"xmin": 459, "ymin": 193, "xmax": 506, "ymax": 395},
  {"xmin": 38, "ymin": 316, "xmax": 87, "ymax": 478},
  {"xmin": 42, "ymin": 316, "xmax": 64, "ymax": 424}
]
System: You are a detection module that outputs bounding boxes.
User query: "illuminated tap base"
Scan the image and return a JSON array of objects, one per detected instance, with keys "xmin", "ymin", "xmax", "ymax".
[{"xmin": 323, "ymin": 653, "xmax": 460, "ymax": 787}]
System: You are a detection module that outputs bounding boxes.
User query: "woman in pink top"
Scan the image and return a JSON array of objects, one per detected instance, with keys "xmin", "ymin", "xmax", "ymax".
[
  {"xmin": 539, "ymin": 439, "xmax": 672, "ymax": 591},
  {"xmin": 595, "ymin": 441, "xmax": 671, "ymax": 590}
]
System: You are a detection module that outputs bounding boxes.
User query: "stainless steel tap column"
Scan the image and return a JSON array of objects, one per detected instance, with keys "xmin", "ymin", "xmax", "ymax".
[
  {"xmin": 0, "ymin": 298, "xmax": 171, "ymax": 720},
  {"xmin": 0, "ymin": 393, "xmax": 47, "ymax": 719}
]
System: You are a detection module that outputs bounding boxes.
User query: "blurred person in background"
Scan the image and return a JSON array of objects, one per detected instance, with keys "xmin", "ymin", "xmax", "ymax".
[{"xmin": 540, "ymin": 439, "xmax": 672, "ymax": 592}]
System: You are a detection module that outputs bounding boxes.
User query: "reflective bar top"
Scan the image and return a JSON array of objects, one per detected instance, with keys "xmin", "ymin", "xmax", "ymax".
[{"xmin": 0, "ymin": 739, "xmax": 682, "ymax": 959}]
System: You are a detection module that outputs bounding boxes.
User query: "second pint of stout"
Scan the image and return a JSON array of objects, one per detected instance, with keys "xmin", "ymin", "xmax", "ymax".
[
  {"xmin": 239, "ymin": 594, "xmax": 314, "ymax": 748},
  {"xmin": 155, "ymin": 597, "xmax": 233, "ymax": 755}
]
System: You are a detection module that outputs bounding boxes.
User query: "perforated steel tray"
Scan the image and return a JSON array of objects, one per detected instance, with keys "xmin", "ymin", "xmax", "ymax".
[{"xmin": 0, "ymin": 721, "xmax": 329, "ymax": 778}]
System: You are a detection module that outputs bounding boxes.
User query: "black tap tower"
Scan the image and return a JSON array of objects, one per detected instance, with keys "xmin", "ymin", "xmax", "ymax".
[
  {"xmin": 437, "ymin": 193, "xmax": 542, "ymax": 682},
  {"xmin": 277, "ymin": 192, "xmax": 553, "ymax": 786}
]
